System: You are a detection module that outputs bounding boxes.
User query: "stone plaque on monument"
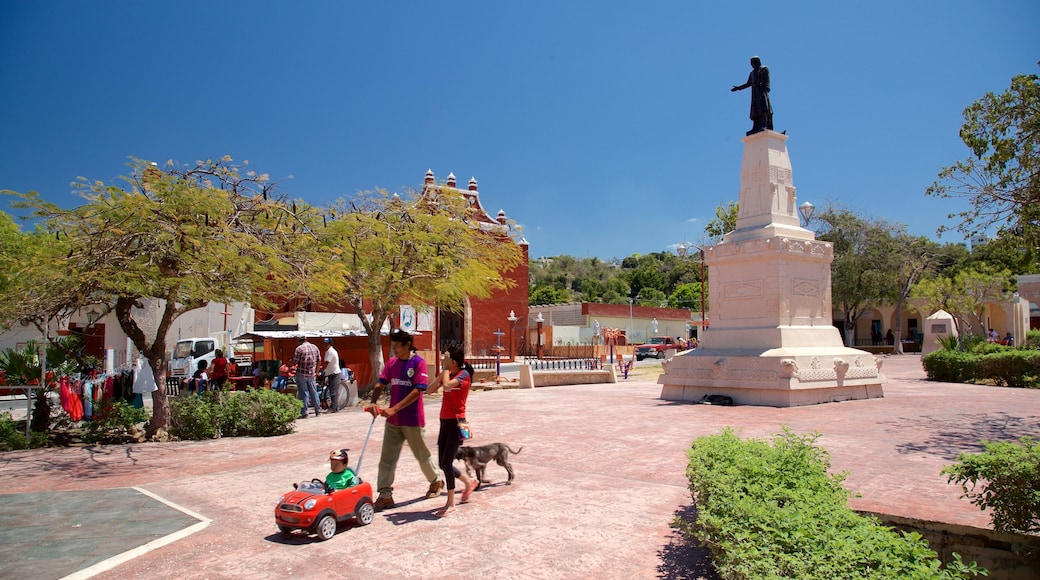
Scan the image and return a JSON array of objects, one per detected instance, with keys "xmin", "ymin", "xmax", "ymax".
[{"xmin": 659, "ymin": 130, "xmax": 884, "ymax": 406}]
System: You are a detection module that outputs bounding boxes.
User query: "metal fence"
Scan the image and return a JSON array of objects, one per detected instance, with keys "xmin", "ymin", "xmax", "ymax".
[
  {"xmin": 527, "ymin": 358, "xmax": 603, "ymax": 371},
  {"xmin": 517, "ymin": 341, "xmax": 595, "ymax": 360}
]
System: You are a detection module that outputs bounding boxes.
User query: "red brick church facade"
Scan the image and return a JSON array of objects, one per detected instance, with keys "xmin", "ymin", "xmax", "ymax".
[{"xmin": 421, "ymin": 170, "xmax": 529, "ymax": 360}]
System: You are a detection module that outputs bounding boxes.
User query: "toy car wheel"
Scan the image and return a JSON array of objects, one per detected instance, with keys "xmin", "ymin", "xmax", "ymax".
[
  {"xmin": 315, "ymin": 514, "xmax": 337, "ymax": 541},
  {"xmin": 277, "ymin": 524, "xmax": 292, "ymax": 534},
  {"xmin": 355, "ymin": 501, "xmax": 375, "ymax": 526}
]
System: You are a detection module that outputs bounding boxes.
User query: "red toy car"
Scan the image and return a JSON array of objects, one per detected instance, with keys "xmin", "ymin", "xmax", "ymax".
[{"xmin": 275, "ymin": 478, "xmax": 375, "ymax": 540}]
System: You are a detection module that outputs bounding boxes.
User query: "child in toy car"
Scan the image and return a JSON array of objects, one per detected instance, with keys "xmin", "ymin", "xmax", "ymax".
[
  {"xmin": 275, "ymin": 448, "xmax": 375, "ymax": 540},
  {"xmin": 326, "ymin": 448, "xmax": 357, "ymax": 489}
]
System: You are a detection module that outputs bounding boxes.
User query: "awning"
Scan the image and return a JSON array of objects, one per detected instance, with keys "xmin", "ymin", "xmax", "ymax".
[{"xmin": 233, "ymin": 329, "xmax": 421, "ymax": 342}]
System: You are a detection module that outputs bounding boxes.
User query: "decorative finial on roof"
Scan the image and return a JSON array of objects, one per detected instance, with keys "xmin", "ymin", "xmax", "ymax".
[
  {"xmin": 425, "ymin": 169, "xmax": 434, "ymax": 184},
  {"xmin": 496, "ymin": 209, "xmax": 507, "ymax": 225},
  {"xmin": 446, "ymin": 172, "xmax": 456, "ymax": 187},
  {"xmin": 468, "ymin": 177, "xmax": 478, "ymax": 191}
]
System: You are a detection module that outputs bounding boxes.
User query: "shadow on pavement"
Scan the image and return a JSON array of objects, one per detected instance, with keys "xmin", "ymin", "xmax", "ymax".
[{"xmin": 656, "ymin": 504, "xmax": 719, "ymax": 580}]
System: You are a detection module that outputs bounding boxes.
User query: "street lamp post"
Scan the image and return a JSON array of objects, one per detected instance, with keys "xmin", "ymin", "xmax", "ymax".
[
  {"xmin": 627, "ymin": 297, "xmax": 634, "ymax": 344},
  {"xmin": 536, "ymin": 312, "xmax": 544, "ymax": 360},
  {"xmin": 678, "ymin": 242, "xmax": 708, "ymax": 338},
  {"xmin": 507, "ymin": 310, "xmax": 519, "ymax": 362},
  {"xmin": 799, "ymin": 201, "xmax": 815, "ymax": 227}
]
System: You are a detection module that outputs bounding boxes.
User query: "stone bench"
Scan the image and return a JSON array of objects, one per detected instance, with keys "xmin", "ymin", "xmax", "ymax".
[{"xmin": 517, "ymin": 365, "xmax": 617, "ymax": 388}]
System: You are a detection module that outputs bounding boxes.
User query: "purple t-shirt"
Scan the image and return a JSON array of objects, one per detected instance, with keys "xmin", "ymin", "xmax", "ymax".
[{"xmin": 378, "ymin": 355, "xmax": 428, "ymax": 427}]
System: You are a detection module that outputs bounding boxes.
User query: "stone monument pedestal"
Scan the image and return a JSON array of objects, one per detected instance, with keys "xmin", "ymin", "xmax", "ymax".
[{"xmin": 659, "ymin": 130, "xmax": 884, "ymax": 406}]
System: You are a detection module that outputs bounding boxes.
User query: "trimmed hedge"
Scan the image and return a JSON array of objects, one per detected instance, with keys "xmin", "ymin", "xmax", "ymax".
[
  {"xmin": 923, "ymin": 349, "xmax": 1040, "ymax": 387},
  {"xmin": 683, "ymin": 428, "xmax": 985, "ymax": 579}
]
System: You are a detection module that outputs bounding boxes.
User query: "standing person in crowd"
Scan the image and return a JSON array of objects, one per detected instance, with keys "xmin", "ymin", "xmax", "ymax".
[
  {"xmin": 341, "ymin": 365, "xmax": 358, "ymax": 408},
  {"xmin": 189, "ymin": 359, "xmax": 208, "ymax": 395},
  {"xmin": 364, "ymin": 329, "xmax": 444, "ymax": 511},
  {"xmin": 208, "ymin": 349, "xmax": 230, "ymax": 389},
  {"xmin": 294, "ymin": 336, "xmax": 321, "ymax": 419},
  {"xmin": 272, "ymin": 360, "xmax": 293, "ymax": 391},
  {"xmin": 322, "ymin": 338, "xmax": 341, "ymax": 413},
  {"xmin": 426, "ymin": 347, "xmax": 477, "ymax": 517}
]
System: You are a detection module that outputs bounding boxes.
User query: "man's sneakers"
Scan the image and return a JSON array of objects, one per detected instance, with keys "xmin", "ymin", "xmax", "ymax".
[
  {"xmin": 373, "ymin": 496, "xmax": 395, "ymax": 512},
  {"xmin": 425, "ymin": 480, "xmax": 444, "ymax": 498}
]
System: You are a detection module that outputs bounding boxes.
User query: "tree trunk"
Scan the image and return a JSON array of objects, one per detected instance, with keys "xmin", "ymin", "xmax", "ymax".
[
  {"xmin": 362, "ymin": 331, "xmax": 384, "ymax": 399},
  {"xmin": 144, "ymin": 356, "xmax": 170, "ymax": 438},
  {"xmin": 893, "ymin": 299, "xmax": 905, "ymax": 355}
]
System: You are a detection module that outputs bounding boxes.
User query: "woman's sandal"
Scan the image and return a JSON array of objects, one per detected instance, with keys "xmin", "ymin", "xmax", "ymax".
[{"xmin": 460, "ymin": 480, "xmax": 478, "ymax": 504}]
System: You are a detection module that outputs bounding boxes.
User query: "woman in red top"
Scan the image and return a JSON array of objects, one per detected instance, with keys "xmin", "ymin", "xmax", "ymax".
[
  {"xmin": 426, "ymin": 347, "xmax": 476, "ymax": 517},
  {"xmin": 209, "ymin": 349, "xmax": 230, "ymax": 389}
]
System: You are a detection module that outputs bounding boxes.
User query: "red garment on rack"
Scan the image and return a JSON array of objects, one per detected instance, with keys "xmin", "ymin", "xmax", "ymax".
[{"xmin": 60, "ymin": 376, "xmax": 84, "ymax": 421}]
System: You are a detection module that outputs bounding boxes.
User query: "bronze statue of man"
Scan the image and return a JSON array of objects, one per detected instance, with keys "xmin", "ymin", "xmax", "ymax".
[{"xmin": 731, "ymin": 56, "xmax": 773, "ymax": 136}]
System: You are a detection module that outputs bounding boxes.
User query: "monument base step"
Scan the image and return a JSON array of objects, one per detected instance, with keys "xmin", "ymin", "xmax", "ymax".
[{"xmin": 658, "ymin": 348, "xmax": 885, "ymax": 407}]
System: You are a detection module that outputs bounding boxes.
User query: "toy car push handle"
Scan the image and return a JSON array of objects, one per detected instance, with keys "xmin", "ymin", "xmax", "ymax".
[{"xmin": 354, "ymin": 414, "xmax": 377, "ymax": 476}]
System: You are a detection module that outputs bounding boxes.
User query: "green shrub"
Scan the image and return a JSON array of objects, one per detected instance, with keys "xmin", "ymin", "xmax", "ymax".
[
  {"xmin": 972, "ymin": 342, "xmax": 1015, "ymax": 355},
  {"xmin": 82, "ymin": 400, "xmax": 150, "ymax": 444},
  {"xmin": 960, "ymin": 334, "xmax": 988, "ymax": 353},
  {"xmin": 170, "ymin": 394, "xmax": 221, "ymax": 440},
  {"xmin": 943, "ymin": 437, "xmax": 1040, "ymax": 535},
  {"xmin": 922, "ymin": 350, "xmax": 980, "ymax": 383},
  {"xmin": 246, "ymin": 388, "xmax": 302, "ymax": 436},
  {"xmin": 684, "ymin": 427, "xmax": 985, "ymax": 579},
  {"xmin": 170, "ymin": 388, "xmax": 300, "ymax": 440},
  {"xmin": 1024, "ymin": 329, "xmax": 1040, "ymax": 350},
  {"xmin": 0, "ymin": 412, "xmax": 48, "ymax": 451},
  {"xmin": 976, "ymin": 350, "xmax": 1040, "ymax": 388}
]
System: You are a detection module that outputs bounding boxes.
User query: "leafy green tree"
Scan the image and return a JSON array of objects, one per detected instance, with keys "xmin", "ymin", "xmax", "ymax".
[
  {"xmin": 2, "ymin": 157, "xmax": 296, "ymax": 437},
  {"xmin": 816, "ymin": 208, "xmax": 899, "ymax": 346},
  {"xmin": 887, "ymin": 230, "xmax": 941, "ymax": 354},
  {"xmin": 928, "ymin": 63, "xmax": 1040, "ymax": 258},
  {"xmin": 669, "ymin": 282, "xmax": 703, "ymax": 311},
  {"xmin": 530, "ymin": 285, "xmax": 571, "ymax": 305},
  {"xmin": 704, "ymin": 201, "xmax": 738, "ymax": 244},
  {"xmin": 307, "ymin": 188, "xmax": 523, "ymax": 387},
  {"xmin": 635, "ymin": 288, "xmax": 667, "ymax": 307},
  {"xmin": 913, "ymin": 266, "xmax": 1010, "ymax": 337}
]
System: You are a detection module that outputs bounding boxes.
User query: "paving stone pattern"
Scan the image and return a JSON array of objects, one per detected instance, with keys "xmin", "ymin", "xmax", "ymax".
[{"xmin": 0, "ymin": 355, "xmax": 1036, "ymax": 579}]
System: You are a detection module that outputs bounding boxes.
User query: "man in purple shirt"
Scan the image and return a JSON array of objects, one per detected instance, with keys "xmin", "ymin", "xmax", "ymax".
[
  {"xmin": 293, "ymin": 336, "xmax": 321, "ymax": 418},
  {"xmin": 365, "ymin": 329, "xmax": 444, "ymax": 510}
]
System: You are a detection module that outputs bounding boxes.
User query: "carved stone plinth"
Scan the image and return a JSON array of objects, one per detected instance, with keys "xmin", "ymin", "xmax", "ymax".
[{"xmin": 659, "ymin": 130, "xmax": 884, "ymax": 406}]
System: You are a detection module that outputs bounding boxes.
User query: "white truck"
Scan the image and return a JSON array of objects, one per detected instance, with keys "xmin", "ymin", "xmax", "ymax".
[{"xmin": 169, "ymin": 336, "xmax": 251, "ymax": 381}]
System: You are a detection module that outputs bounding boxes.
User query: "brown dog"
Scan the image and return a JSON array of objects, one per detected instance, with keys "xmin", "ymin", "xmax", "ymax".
[{"xmin": 455, "ymin": 443, "xmax": 523, "ymax": 487}]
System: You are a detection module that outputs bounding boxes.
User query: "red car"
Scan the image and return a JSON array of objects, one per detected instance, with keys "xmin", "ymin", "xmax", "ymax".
[{"xmin": 275, "ymin": 478, "xmax": 375, "ymax": 540}]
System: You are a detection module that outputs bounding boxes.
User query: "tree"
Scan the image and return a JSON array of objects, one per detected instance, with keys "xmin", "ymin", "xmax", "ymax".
[
  {"xmin": 927, "ymin": 63, "xmax": 1040, "ymax": 256},
  {"xmin": 635, "ymin": 288, "xmax": 667, "ymax": 307},
  {"xmin": 815, "ymin": 208, "xmax": 899, "ymax": 346},
  {"xmin": 669, "ymin": 282, "xmax": 703, "ymax": 311},
  {"xmin": 2, "ymin": 157, "xmax": 297, "ymax": 437},
  {"xmin": 704, "ymin": 201, "xmax": 738, "ymax": 244},
  {"xmin": 912, "ymin": 266, "xmax": 1010, "ymax": 337},
  {"xmin": 886, "ymin": 230, "xmax": 940, "ymax": 354},
  {"xmin": 529, "ymin": 285, "xmax": 571, "ymax": 306},
  {"xmin": 306, "ymin": 188, "xmax": 523, "ymax": 389}
]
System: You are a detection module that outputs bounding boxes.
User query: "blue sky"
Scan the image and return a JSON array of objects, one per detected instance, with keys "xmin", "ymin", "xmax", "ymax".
[{"xmin": 1, "ymin": 1, "xmax": 1037, "ymax": 260}]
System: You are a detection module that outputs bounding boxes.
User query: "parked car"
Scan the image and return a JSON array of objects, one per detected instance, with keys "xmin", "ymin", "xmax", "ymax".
[{"xmin": 635, "ymin": 336, "xmax": 677, "ymax": 360}]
